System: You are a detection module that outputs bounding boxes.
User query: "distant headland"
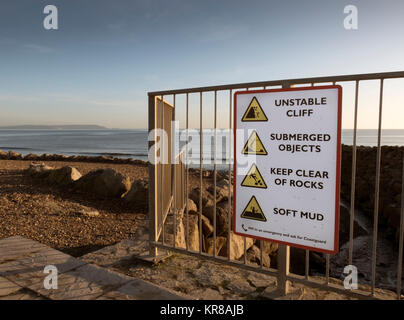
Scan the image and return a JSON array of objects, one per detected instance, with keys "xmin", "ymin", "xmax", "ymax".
[{"xmin": 0, "ymin": 125, "xmax": 108, "ymax": 130}]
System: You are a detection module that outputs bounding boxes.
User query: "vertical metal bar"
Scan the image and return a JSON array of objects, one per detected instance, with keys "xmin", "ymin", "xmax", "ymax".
[
  {"xmin": 213, "ymin": 90, "xmax": 217, "ymax": 257},
  {"xmin": 349, "ymin": 80, "xmax": 360, "ymax": 265},
  {"xmin": 161, "ymin": 95, "xmax": 165, "ymax": 245},
  {"xmin": 228, "ymin": 89, "xmax": 232, "ymax": 261},
  {"xmin": 148, "ymin": 95, "xmax": 158, "ymax": 257},
  {"xmin": 396, "ymin": 155, "xmax": 404, "ymax": 299},
  {"xmin": 173, "ymin": 94, "xmax": 176, "ymax": 248},
  {"xmin": 260, "ymin": 88, "xmax": 265, "ymax": 267},
  {"xmin": 305, "ymin": 251, "xmax": 309, "ymax": 279},
  {"xmin": 324, "ymin": 80, "xmax": 335, "ymax": 282},
  {"xmin": 260, "ymin": 241, "xmax": 264, "ymax": 268},
  {"xmin": 244, "ymin": 87, "xmax": 248, "ymax": 265},
  {"xmin": 199, "ymin": 92, "xmax": 203, "ymax": 254},
  {"xmin": 278, "ymin": 244, "xmax": 290, "ymax": 295},
  {"xmin": 371, "ymin": 79, "xmax": 384, "ymax": 295},
  {"xmin": 186, "ymin": 93, "xmax": 189, "ymax": 251}
]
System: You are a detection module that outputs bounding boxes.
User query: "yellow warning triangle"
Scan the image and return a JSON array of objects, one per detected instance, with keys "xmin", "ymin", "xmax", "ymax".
[
  {"xmin": 242, "ymin": 131, "xmax": 268, "ymax": 155},
  {"xmin": 242, "ymin": 97, "xmax": 268, "ymax": 121},
  {"xmin": 241, "ymin": 196, "xmax": 267, "ymax": 222},
  {"xmin": 241, "ymin": 164, "xmax": 267, "ymax": 189}
]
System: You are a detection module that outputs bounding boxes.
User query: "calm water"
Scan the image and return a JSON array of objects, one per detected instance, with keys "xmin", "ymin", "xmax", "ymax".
[{"xmin": 0, "ymin": 129, "xmax": 403, "ymax": 163}]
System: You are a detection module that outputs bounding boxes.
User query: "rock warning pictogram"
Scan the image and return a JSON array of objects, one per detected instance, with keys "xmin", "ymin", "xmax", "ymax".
[{"xmin": 241, "ymin": 163, "xmax": 267, "ymax": 189}]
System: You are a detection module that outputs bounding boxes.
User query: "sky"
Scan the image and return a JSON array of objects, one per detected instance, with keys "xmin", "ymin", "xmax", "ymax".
[{"xmin": 0, "ymin": 0, "xmax": 403, "ymax": 129}]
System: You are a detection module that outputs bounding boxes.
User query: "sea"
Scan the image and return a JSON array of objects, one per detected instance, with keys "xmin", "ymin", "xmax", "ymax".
[{"xmin": 0, "ymin": 129, "xmax": 403, "ymax": 164}]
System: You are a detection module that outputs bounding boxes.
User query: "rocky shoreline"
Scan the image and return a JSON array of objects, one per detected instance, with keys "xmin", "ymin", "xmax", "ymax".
[{"xmin": 0, "ymin": 150, "xmax": 148, "ymax": 166}]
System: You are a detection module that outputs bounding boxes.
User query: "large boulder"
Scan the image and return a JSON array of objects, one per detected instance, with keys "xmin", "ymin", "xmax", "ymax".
[
  {"xmin": 164, "ymin": 212, "xmax": 200, "ymax": 252},
  {"xmin": 46, "ymin": 166, "xmax": 82, "ymax": 186},
  {"xmin": 202, "ymin": 205, "xmax": 229, "ymax": 236},
  {"xmin": 74, "ymin": 168, "xmax": 131, "ymax": 198},
  {"xmin": 246, "ymin": 245, "xmax": 271, "ymax": 268},
  {"xmin": 189, "ymin": 187, "xmax": 214, "ymax": 209},
  {"xmin": 0, "ymin": 149, "xmax": 7, "ymax": 159},
  {"xmin": 123, "ymin": 179, "xmax": 148, "ymax": 210},
  {"xmin": 205, "ymin": 236, "xmax": 227, "ymax": 256},
  {"xmin": 338, "ymin": 205, "xmax": 368, "ymax": 247},
  {"xmin": 24, "ymin": 154, "xmax": 39, "ymax": 161},
  {"xmin": 7, "ymin": 151, "xmax": 22, "ymax": 160},
  {"xmin": 219, "ymin": 231, "xmax": 254, "ymax": 260},
  {"xmin": 257, "ymin": 239, "xmax": 278, "ymax": 256}
]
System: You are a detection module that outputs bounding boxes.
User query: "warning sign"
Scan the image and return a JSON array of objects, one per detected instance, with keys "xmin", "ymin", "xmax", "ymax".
[
  {"xmin": 242, "ymin": 131, "xmax": 268, "ymax": 155},
  {"xmin": 241, "ymin": 196, "xmax": 267, "ymax": 222},
  {"xmin": 242, "ymin": 97, "xmax": 268, "ymax": 121},
  {"xmin": 241, "ymin": 164, "xmax": 267, "ymax": 189},
  {"xmin": 233, "ymin": 85, "xmax": 342, "ymax": 254}
]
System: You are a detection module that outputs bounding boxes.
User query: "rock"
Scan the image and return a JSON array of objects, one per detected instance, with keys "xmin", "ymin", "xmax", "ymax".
[
  {"xmin": 7, "ymin": 151, "xmax": 22, "ymax": 160},
  {"xmin": 24, "ymin": 153, "xmax": 39, "ymax": 161},
  {"xmin": 219, "ymin": 231, "xmax": 254, "ymax": 260},
  {"xmin": 201, "ymin": 215, "xmax": 213, "ymax": 237},
  {"xmin": 205, "ymin": 236, "xmax": 226, "ymax": 256},
  {"xmin": 207, "ymin": 185, "xmax": 229, "ymax": 203},
  {"xmin": 46, "ymin": 166, "xmax": 82, "ymax": 186},
  {"xmin": 202, "ymin": 206, "xmax": 229, "ymax": 236},
  {"xmin": 189, "ymin": 187, "xmax": 213, "ymax": 209},
  {"xmin": 26, "ymin": 162, "xmax": 54, "ymax": 178},
  {"xmin": 74, "ymin": 168, "xmax": 131, "ymax": 198},
  {"xmin": 186, "ymin": 199, "xmax": 198, "ymax": 214},
  {"xmin": 0, "ymin": 150, "xmax": 8, "ymax": 159},
  {"xmin": 164, "ymin": 212, "xmax": 200, "ymax": 252},
  {"xmin": 40, "ymin": 153, "xmax": 53, "ymax": 160},
  {"xmin": 338, "ymin": 205, "xmax": 368, "ymax": 247},
  {"xmin": 74, "ymin": 208, "xmax": 100, "ymax": 217},
  {"xmin": 187, "ymin": 215, "xmax": 200, "ymax": 252},
  {"xmin": 288, "ymin": 247, "xmax": 325, "ymax": 275},
  {"xmin": 257, "ymin": 240, "xmax": 278, "ymax": 256},
  {"xmin": 123, "ymin": 179, "xmax": 149, "ymax": 210},
  {"xmin": 382, "ymin": 205, "xmax": 402, "ymax": 234},
  {"xmin": 51, "ymin": 154, "xmax": 69, "ymax": 161},
  {"xmin": 246, "ymin": 245, "xmax": 270, "ymax": 268}
]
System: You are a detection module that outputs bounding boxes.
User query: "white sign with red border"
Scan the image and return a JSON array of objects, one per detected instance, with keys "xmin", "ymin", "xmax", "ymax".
[{"xmin": 233, "ymin": 86, "xmax": 342, "ymax": 254}]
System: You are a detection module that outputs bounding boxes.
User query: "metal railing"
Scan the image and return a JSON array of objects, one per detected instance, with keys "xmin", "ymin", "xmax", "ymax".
[{"xmin": 148, "ymin": 71, "xmax": 404, "ymax": 299}]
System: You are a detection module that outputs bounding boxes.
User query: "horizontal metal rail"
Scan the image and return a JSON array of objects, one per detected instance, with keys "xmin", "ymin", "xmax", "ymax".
[{"xmin": 148, "ymin": 71, "xmax": 404, "ymax": 96}]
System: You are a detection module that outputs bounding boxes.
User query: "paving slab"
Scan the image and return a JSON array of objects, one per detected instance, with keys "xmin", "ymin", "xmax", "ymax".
[
  {"xmin": 81, "ymin": 235, "xmax": 149, "ymax": 268},
  {"xmin": 0, "ymin": 247, "xmax": 86, "ymax": 288},
  {"xmin": 0, "ymin": 276, "xmax": 22, "ymax": 297},
  {"xmin": 0, "ymin": 236, "xmax": 49, "ymax": 264},
  {"xmin": 0, "ymin": 236, "xmax": 191, "ymax": 300},
  {"xmin": 30, "ymin": 263, "xmax": 134, "ymax": 300},
  {"xmin": 116, "ymin": 279, "xmax": 190, "ymax": 300},
  {"xmin": 0, "ymin": 289, "xmax": 45, "ymax": 300}
]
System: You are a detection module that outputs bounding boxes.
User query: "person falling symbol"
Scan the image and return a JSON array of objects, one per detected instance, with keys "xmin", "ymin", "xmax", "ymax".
[{"xmin": 246, "ymin": 106, "xmax": 260, "ymax": 119}]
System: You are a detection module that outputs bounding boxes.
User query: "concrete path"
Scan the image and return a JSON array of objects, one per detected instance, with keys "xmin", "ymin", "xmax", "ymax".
[{"xmin": 0, "ymin": 236, "xmax": 189, "ymax": 300}]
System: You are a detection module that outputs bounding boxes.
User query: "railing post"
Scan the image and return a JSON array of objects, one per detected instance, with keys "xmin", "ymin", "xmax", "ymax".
[
  {"xmin": 148, "ymin": 94, "xmax": 158, "ymax": 258},
  {"xmin": 277, "ymin": 245, "xmax": 290, "ymax": 294}
]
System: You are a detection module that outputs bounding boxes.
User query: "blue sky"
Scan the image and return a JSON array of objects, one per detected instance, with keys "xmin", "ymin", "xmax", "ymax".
[{"xmin": 0, "ymin": 0, "xmax": 403, "ymax": 128}]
